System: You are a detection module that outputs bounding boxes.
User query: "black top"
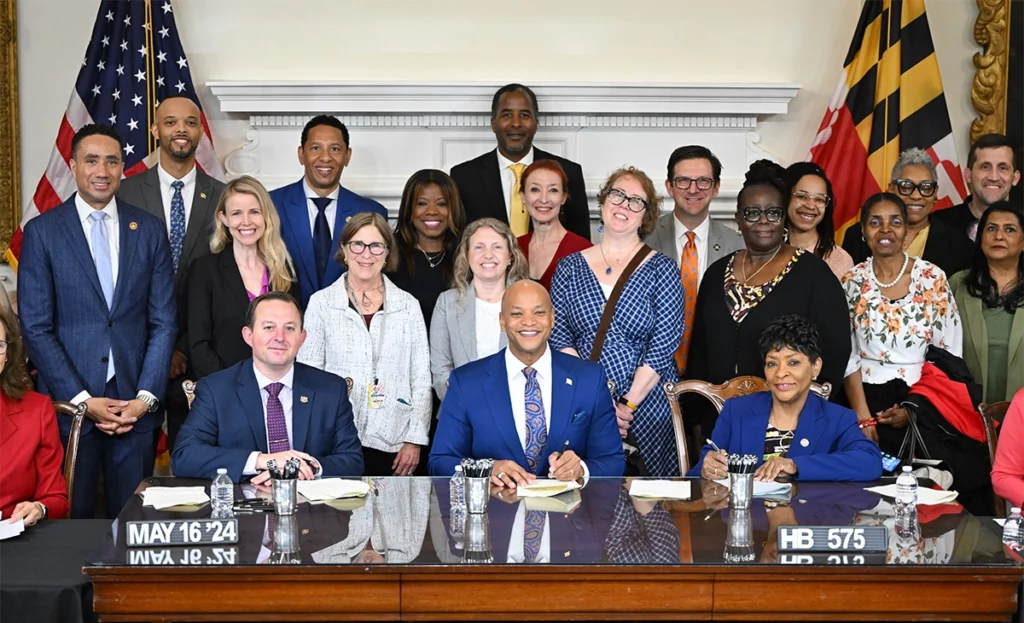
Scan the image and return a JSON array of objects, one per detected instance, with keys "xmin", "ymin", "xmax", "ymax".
[
  {"xmin": 686, "ymin": 250, "xmax": 851, "ymax": 433},
  {"xmin": 841, "ymin": 215, "xmax": 974, "ymax": 277},
  {"xmin": 450, "ymin": 148, "xmax": 592, "ymax": 241},
  {"xmin": 932, "ymin": 199, "xmax": 978, "ymax": 241},
  {"xmin": 387, "ymin": 250, "xmax": 452, "ymax": 329},
  {"xmin": 186, "ymin": 249, "xmax": 302, "ymax": 380}
]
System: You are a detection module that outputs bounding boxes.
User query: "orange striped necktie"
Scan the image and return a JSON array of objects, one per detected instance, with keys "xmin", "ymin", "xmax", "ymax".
[
  {"xmin": 674, "ymin": 231, "xmax": 698, "ymax": 376},
  {"xmin": 509, "ymin": 163, "xmax": 528, "ymax": 236}
]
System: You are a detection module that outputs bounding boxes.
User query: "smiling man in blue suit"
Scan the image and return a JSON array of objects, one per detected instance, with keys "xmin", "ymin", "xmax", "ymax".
[
  {"xmin": 429, "ymin": 281, "xmax": 624, "ymax": 486},
  {"xmin": 269, "ymin": 115, "xmax": 387, "ymax": 308}
]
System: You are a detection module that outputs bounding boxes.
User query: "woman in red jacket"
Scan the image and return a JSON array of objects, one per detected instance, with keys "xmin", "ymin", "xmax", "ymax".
[
  {"xmin": 0, "ymin": 306, "xmax": 68, "ymax": 522},
  {"xmin": 992, "ymin": 388, "xmax": 1024, "ymax": 508}
]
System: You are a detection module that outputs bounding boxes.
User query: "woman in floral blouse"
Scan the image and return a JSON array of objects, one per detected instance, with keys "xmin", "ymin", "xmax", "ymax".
[{"xmin": 842, "ymin": 192, "xmax": 962, "ymax": 455}]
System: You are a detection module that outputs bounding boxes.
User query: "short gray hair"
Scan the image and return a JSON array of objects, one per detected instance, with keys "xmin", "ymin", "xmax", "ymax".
[{"xmin": 891, "ymin": 148, "xmax": 937, "ymax": 182}]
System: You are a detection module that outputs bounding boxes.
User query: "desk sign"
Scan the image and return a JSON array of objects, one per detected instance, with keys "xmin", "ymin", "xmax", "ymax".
[
  {"xmin": 126, "ymin": 519, "xmax": 238, "ymax": 547},
  {"xmin": 777, "ymin": 526, "xmax": 887, "ymax": 552},
  {"xmin": 779, "ymin": 552, "xmax": 889, "ymax": 565},
  {"xmin": 128, "ymin": 546, "xmax": 239, "ymax": 566}
]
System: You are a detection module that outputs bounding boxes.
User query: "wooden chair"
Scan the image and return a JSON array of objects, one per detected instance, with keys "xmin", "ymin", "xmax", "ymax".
[
  {"xmin": 53, "ymin": 401, "xmax": 87, "ymax": 517},
  {"xmin": 662, "ymin": 376, "xmax": 833, "ymax": 476},
  {"xmin": 183, "ymin": 376, "xmax": 355, "ymax": 408},
  {"xmin": 345, "ymin": 377, "xmax": 354, "ymax": 396},
  {"xmin": 978, "ymin": 401, "xmax": 1010, "ymax": 518}
]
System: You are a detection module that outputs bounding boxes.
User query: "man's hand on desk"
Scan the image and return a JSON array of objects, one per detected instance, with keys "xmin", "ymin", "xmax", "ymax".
[
  {"xmin": 490, "ymin": 460, "xmax": 535, "ymax": 489},
  {"xmin": 547, "ymin": 450, "xmax": 582, "ymax": 482},
  {"xmin": 255, "ymin": 450, "xmax": 319, "ymax": 480}
]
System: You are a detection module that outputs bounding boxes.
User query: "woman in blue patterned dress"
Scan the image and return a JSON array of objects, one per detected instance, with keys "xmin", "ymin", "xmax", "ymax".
[{"xmin": 549, "ymin": 167, "xmax": 685, "ymax": 476}]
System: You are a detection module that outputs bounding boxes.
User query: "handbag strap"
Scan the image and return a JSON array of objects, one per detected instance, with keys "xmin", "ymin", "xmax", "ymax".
[{"xmin": 590, "ymin": 245, "xmax": 652, "ymax": 363}]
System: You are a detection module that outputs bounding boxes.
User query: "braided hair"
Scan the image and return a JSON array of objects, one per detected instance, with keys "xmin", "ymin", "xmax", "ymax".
[{"xmin": 737, "ymin": 159, "xmax": 787, "ymax": 208}]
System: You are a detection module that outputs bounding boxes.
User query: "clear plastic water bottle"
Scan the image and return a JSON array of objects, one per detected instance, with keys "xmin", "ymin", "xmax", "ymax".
[
  {"xmin": 450, "ymin": 465, "xmax": 466, "ymax": 540},
  {"xmin": 894, "ymin": 466, "xmax": 918, "ymax": 539},
  {"xmin": 1002, "ymin": 507, "xmax": 1022, "ymax": 551},
  {"xmin": 210, "ymin": 468, "xmax": 234, "ymax": 518}
]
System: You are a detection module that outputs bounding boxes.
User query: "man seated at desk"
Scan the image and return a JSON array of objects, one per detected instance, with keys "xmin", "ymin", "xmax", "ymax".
[
  {"xmin": 172, "ymin": 292, "xmax": 363, "ymax": 482},
  {"xmin": 428, "ymin": 281, "xmax": 624, "ymax": 485}
]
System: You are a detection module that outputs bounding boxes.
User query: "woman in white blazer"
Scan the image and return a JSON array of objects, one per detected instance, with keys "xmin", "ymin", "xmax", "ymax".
[
  {"xmin": 299, "ymin": 213, "xmax": 431, "ymax": 476},
  {"xmin": 430, "ymin": 218, "xmax": 529, "ymax": 401}
]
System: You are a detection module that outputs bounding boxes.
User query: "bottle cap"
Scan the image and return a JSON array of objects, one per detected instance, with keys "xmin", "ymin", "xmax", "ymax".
[
  {"xmin": 454, "ymin": 465, "xmax": 463, "ymax": 473},
  {"xmin": 901, "ymin": 466, "xmax": 911, "ymax": 473},
  {"xmin": 1012, "ymin": 507, "xmax": 1021, "ymax": 514},
  {"xmin": 217, "ymin": 468, "xmax": 227, "ymax": 474}
]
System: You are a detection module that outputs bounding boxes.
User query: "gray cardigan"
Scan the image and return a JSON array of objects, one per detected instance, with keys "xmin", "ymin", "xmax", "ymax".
[{"xmin": 429, "ymin": 283, "xmax": 508, "ymax": 401}]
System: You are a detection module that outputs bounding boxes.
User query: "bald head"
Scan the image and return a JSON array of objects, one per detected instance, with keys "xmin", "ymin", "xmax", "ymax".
[
  {"xmin": 500, "ymin": 280, "xmax": 554, "ymax": 365},
  {"xmin": 152, "ymin": 97, "xmax": 202, "ymax": 163}
]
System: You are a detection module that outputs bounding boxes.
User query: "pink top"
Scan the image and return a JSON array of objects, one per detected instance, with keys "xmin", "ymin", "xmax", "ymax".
[
  {"xmin": 992, "ymin": 388, "xmax": 1024, "ymax": 509},
  {"xmin": 801, "ymin": 242, "xmax": 855, "ymax": 280},
  {"xmin": 246, "ymin": 269, "xmax": 271, "ymax": 302}
]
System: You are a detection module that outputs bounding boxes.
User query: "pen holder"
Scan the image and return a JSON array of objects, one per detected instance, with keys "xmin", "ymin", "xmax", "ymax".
[
  {"xmin": 465, "ymin": 477, "xmax": 491, "ymax": 514},
  {"xmin": 461, "ymin": 513, "xmax": 493, "ymax": 564},
  {"xmin": 271, "ymin": 478, "xmax": 298, "ymax": 516},
  {"xmin": 728, "ymin": 471, "xmax": 754, "ymax": 510},
  {"xmin": 271, "ymin": 513, "xmax": 300, "ymax": 555}
]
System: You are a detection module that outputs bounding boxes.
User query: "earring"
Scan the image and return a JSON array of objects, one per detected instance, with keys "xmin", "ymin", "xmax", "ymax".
[{"xmin": 597, "ymin": 224, "xmax": 604, "ymax": 233}]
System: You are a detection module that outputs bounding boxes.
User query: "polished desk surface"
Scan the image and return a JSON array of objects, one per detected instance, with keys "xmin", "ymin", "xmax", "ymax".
[{"xmin": 83, "ymin": 477, "xmax": 1021, "ymax": 621}]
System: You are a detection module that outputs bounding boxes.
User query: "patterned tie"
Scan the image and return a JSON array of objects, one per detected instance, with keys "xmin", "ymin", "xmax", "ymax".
[
  {"xmin": 523, "ymin": 507, "xmax": 545, "ymax": 562},
  {"xmin": 311, "ymin": 197, "xmax": 332, "ymax": 287},
  {"xmin": 509, "ymin": 163, "xmax": 528, "ymax": 236},
  {"xmin": 523, "ymin": 367, "xmax": 547, "ymax": 472},
  {"xmin": 674, "ymin": 231, "xmax": 699, "ymax": 376},
  {"xmin": 265, "ymin": 382, "xmax": 290, "ymax": 454},
  {"xmin": 169, "ymin": 180, "xmax": 186, "ymax": 273},
  {"xmin": 90, "ymin": 211, "xmax": 116, "ymax": 382}
]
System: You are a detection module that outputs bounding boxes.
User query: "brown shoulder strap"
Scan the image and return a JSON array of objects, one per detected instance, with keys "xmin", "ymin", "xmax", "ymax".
[{"xmin": 590, "ymin": 245, "xmax": 653, "ymax": 362}]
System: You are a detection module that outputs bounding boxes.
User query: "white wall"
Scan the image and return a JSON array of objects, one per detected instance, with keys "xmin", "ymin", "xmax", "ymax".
[{"xmin": 17, "ymin": 0, "xmax": 980, "ymax": 215}]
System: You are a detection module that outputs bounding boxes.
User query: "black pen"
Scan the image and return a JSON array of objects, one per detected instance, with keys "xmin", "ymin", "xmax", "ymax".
[{"xmin": 555, "ymin": 440, "xmax": 570, "ymax": 460}]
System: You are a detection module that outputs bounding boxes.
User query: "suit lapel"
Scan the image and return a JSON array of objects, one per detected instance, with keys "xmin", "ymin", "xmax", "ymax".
[
  {"xmin": 238, "ymin": 363, "xmax": 269, "ymax": 453},
  {"xmin": 1007, "ymin": 310, "xmax": 1024, "ymax": 382},
  {"xmin": 218, "ymin": 250, "xmax": 251, "ymax": 309},
  {"xmin": 963, "ymin": 293, "xmax": 989, "ymax": 386},
  {"xmin": 291, "ymin": 366, "xmax": 313, "ymax": 452},
  {"xmin": 482, "ymin": 150, "xmax": 508, "ymax": 222},
  {"xmin": 0, "ymin": 395, "xmax": 20, "ymax": 451},
  {"xmin": 540, "ymin": 352, "xmax": 575, "ymax": 474},
  {"xmin": 56, "ymin": 200, "xmax": 106, "ymax": 303},
  {"xmin": 707, "ymin": 221, "xmax": 728, "ymax": 265},
  {"xmin": 786, "ymin": 395, "xmax": 827, "ymax": 460},
  {"xmin": 279, "ymin": 182, "xmax": 318, "ymax": 291},
  {"xmin": 179, "ymin": 171, "xmax": 215, "ymax": 276},
  {"xmin": 485, "ymin": 353, "xmax": 529, "ymax": 467},
  {"xmin": 458, "ymin": 284, "xmax": 479, "ymax": 360},
  {"xmin": 741, "ymin": 394, "xmax": 772, "ymax": 459},
  {"xmin": 325, "ymin": 187, "xmax": 351, "ymax": 286},
  {"xmin": 649, "ymin": 214, "xmax": 676, "ymax": 263},
  {"xmin": 110, "ymin": 206, "xmax": 140, "ymax": 313},
  {"xmin": 138, "ymin": 168, "xmax": 166, "ymax": 221}
]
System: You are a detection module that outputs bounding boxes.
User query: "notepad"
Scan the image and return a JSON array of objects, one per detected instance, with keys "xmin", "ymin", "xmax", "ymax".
[
  {"xmin": 629, "ymin": 479, "xmax": 692, "ymax": 500},
  {"xmin": 524, "ymin": 490, "xmax": 582, "ymax": 513},
  {"xmin": 0, "ymin": 518, "xmax": 24, "ymax": 541},
  {"xmin": 864, "ymin": 484, "xmax": 959, "ymax": 505},
  {"xmin": 714, "ymin": 478, "xmax": 793, "ymax": 497},
  {"xmin": 515, "ymin": 479, "xmax": 582, "ymax": 497},
  {"xmin": 141, "ymin": 486, "xmax": 210, "ymax": 510},
  {"xmin": 296, "ymin": 478, "xmax": 370, "ymax": 501}
]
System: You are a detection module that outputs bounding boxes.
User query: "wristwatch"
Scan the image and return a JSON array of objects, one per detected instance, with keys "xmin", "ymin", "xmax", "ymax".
[
  {"xmin": 35, "ymin": 502, "xmax": 48, "ymax": 521},
  {"xmin": 137, "ymin": 394, "xmax": 160, "ymax": 413}
]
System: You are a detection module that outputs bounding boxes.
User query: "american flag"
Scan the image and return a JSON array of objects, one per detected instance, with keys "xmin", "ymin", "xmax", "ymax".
[{"xmin": 4, "ymin": 0, "xmax": 223, "ymax": 267}]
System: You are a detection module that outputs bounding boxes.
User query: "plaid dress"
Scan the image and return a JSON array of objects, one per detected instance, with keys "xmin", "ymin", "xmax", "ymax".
[{"xmin": 549, "ymin": 252, "xmax": 685, "ymax": 477}]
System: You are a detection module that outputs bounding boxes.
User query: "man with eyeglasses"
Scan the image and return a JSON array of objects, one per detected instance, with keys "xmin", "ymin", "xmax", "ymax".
[
  {"xmin": 647, "ymin": 145, "xmax": 743, "ymax": 376},
  {"xmin": 841, "ymin": 147, "xmax": 973, "ymax": 277},
  {"xmin": 933, "ymin": 133, "xmax": 1021, "ymax": 241}
]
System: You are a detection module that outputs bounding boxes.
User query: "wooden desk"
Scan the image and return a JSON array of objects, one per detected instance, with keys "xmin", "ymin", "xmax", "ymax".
[{"xmin": 85, "ymin": 478, "xmax": 1022, "ymax": 621}]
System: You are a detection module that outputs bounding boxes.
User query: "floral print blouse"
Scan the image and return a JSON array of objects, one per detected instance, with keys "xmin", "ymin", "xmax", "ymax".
[{"xmin": 841, "ymin": 258, "xmax": 962, "ymax": 386}]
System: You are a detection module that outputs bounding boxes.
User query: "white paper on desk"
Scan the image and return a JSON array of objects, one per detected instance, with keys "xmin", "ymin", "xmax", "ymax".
[
  {"xmin": 141, "ymin": 486, "xmax": 210, "ymax": 510},
  {"xmin": 629, "ymin": 480, "xmax": 692, "ymax": 500},
  {"xmin": 863, "ymin": 484, "xmax": 959, "ymax": 505},
  {"xmin": 297, "ymin": 478, "xmax": 370, "ymax": 501},
  {"xmin": 515, "ymin": 479, "xmax": 582, "ymax": 497},
  {"xmin": 714, "ymin": 478, "xmax": 792, "ymax": 497},
  {"xmin": 995, "ymin": 518, "xmax": 1006, "ymax": 527},
  {"xmin": 0, "ymin": 519, "xmax": 25, "ymax": 541}
]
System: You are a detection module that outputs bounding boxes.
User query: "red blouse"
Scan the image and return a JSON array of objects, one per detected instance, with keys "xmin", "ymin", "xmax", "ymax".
[
  {"xmin": 0, "ymin": 390, "xmax": 69, "ymax": 520},
  {"xmin": 517, "ymin": 230, "xmax": 593, "ymax": 290}
]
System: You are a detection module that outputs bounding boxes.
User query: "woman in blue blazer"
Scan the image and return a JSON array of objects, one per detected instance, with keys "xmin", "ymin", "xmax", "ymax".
[{"xmin": 689, "ymin": 315, "xmax": 882, "ymax": 482}]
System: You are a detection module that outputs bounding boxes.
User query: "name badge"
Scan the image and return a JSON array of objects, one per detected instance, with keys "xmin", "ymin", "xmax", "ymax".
[
  {"xmin": 126, "ymin": 519, "xmax": 239, "ymax": 547},
  {"xmin": 777, "ymin": 526, "xmax": 888, "ymax": 552},
  {"xmin": 368, "ymin": 382, "xmax": 385, "ymax": 409}
]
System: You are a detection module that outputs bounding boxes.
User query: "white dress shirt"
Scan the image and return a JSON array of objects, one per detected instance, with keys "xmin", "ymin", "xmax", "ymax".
[
  {"xmin": 303, "ymin": 179, "xmax": 340, "ymax": 238},
  {"xmin": 157, "ymin": 163, "xmax": 197, "ymax": 237},
  {"xmin": 243, "ymin": 363, "xmax": 322, "ymax": 476},
  {"xmin": 474, "ymin": 298, "xmax": 502, "ymax": 359},
  {"xmin": 496, "ymin": 147, "xmax": 534, "ymax": 219},
  {"xmin": 673, "ymin": 213, "xmax": 711, "ymax": 287},
  {"xmin": 506, "ymin": 501, "xmax": 552, "ymax": 563}
]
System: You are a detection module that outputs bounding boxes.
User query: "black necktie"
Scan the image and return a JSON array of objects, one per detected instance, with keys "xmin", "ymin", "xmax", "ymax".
[{"xmin": 311, "ymin": 197, "xmax": 332, "ymax": 286}]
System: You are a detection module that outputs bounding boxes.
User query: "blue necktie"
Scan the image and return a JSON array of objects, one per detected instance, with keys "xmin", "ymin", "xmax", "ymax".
[
  {"xmin": 311, "ymin": 197, "xmax": 332, "ymax": 287},
  {"xmin": 89, "ymin": 211, "xmax": 115, "ymax": 381},
  {"xmin": 523, "ymin": 367, "xmax": 547, "ymax": 472},
  {"xmin": 169, "ymin": 180, "xmax": 186, "ymax": 273}
]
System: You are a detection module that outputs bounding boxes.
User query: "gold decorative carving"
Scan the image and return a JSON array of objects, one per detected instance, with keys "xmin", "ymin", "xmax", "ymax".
[
  {"xmin": 971, "ymin": 0, "xmax": 1011, "ymax": 144},
  {"xmin": 0, "ymin": 0, "xmax": 20, "ymax": 258}
]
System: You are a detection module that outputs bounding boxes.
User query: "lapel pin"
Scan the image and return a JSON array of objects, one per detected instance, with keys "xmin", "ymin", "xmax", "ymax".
[
  {"xmin": 129, "ymin": 221, "xmax": 138, "ymax": 230},
  {"xmin": 300, "ymin": 395, "xmax": 309, "ymax": 403},
  {"xmin": 200, "ymin": 192, "xmax": 207, "ymax": 199},
  {"xmin": 302, "ymin": 528, "xmax": 310, "ymax": 535},
  {"xmin": 713, "ymin": 243, "xmax": 721, "ymax": 251},
  {"xmin": 346, "ymin": 216, "xmax": 352, "ymax": 223},
  {"xmin": 800, "ymin": 438, "xmax": 809, "ymax": 447},
  {"xmin": 565, "ymin": 378, "xmax": 573, "ymax": 386}
]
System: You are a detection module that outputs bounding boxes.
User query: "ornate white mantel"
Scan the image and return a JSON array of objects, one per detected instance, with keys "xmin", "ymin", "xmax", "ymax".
[{"xmin": 207, "ymin": 81, "xmax": 800, "ymax": 221}]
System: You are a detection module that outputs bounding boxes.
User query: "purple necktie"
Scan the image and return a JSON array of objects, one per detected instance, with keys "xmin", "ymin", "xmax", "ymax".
[{"xmin": 265, "ymin": 382, "xmax": 290, "ymax": 453}]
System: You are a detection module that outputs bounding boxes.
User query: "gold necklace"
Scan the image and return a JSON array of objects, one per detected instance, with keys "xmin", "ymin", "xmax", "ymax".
[{"xmin": 740, "ymin": 245, "xmax": 783, "ymax": 284}]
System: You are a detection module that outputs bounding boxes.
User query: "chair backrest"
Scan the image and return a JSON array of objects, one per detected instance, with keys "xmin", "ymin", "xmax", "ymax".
[
  {"xmin": 662, "ymin": 376, "xmax": 833, "ymax": 475},
  {"xmin": 183, "ymin": 379, "xmax": 196, "ymax": 409},
  {"xmin": 345, "ymin": 377, "xmax": 354, "ymax": 396},
  {"xmin": 53, "ymin": 401, "xmax": 87, "ymax": 517},
  {"xmin": 978, "ymin": 401, "xmax": 1010, "ymax": 517}
]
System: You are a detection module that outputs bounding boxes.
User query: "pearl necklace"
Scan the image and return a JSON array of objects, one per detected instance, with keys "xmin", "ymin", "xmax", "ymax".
[{"xmin": 868, "ymin": 252, "xmax": 910, "ymax": 289}]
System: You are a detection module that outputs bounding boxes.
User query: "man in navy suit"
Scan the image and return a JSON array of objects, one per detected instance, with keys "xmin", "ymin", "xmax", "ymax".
[
  {"xmin": 19, "ymin": 124, "xmax": 177, "ymax": 519},
  {"xmin": 429, "ymin": 281, "xmax": 624, "ymax": 484},
  {"xmin": 172, "ymin": 292, "xmax": 363, "ymax": 482},
  {"xmin": 269, "ymin": 115, "xmax": 387, "ymax": 308}
]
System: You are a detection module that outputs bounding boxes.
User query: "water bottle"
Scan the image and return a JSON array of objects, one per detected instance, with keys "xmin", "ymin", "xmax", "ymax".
[
  {"xmin": 894, "ymin": 466, "xmax": 918, "ymax": 539},
  {"xmin": 450, "ymin": 466, "xmax": 466, "ymax": 540},
  {"xmin": 1002, "ymin": 507, "xmax": 1022, "ymax": 552},
  {"xmin": 210, "ymin": 468, "xmax": 234, "ymax": 518}
]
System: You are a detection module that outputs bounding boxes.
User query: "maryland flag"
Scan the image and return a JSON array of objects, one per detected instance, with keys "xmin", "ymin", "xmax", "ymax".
[{"xmin": 810, "ymin": 0, "xmax": 967, "ymax": 242}]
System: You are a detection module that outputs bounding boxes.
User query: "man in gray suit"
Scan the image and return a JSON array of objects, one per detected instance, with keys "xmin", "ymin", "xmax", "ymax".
[{"xmin": 117, "ymin": 96, "xmax": 225, "ymax": 451}]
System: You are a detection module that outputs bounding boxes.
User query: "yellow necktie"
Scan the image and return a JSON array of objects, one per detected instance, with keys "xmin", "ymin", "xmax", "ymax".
[{"xmin": 509, "ymin": 163, "xmax": 528, "ymax": 236}]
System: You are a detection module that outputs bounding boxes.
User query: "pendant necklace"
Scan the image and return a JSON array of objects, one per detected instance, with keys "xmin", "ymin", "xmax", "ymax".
[
  {"xmin": 418, "ymin": 245, "xmax": 446, "ymax": 269},
  {"xmin": 598, "ymin": 240, "xmax": 642, "ymax": 275},
  {"xmin": 868, "ymin": 252, "xmax": 910, "ymax": 289},
  {"xmin": 346, "ymin": 275, "xmax": 384, "ymax": 312}
]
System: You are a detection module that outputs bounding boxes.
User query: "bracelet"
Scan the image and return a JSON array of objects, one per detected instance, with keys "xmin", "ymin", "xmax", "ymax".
[
  {"xmin": 858, "ymin": 417, "xmax": 878, "ymax": 429},
  {"xmin": 617, "ymin": 397, "xmax": 638, "ymax": 412}
]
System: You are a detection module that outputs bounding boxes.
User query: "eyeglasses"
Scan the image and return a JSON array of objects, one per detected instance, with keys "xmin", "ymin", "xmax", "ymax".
[
  {"xmin": 671, "ymin": 176, "xmax": 715, "ymax": 191},
  {"xmin": 606, "ymin": 188, "xmax": 649, "ymax": 213},
  {"xmin": 741, "ymin": 206, "xmax": 785, "ymax": 223},
  {"xmin": 893, "ymin": 178, "xmax": 938, "ymax": 197},
  {"xmin": 791, "ymin": 190, "xmax": 831, "ymax": 209},
  {"xmin": 0, "ymin": 340, "xmax": 7, "ymax": 355},
  {"xmin": 346, "ymin": 241, "xmax": 388, "ymax": 256}
]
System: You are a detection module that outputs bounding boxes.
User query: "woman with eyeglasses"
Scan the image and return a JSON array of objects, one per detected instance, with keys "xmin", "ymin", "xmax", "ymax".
[
  {"xmin": 686, "ymin": 160, "xmax": 851, "ymax": 438},
  {"xmin": 784, "ymin": 162, "xmax": 854, "ymax": 279},
  {"xmin": 549, "ymin": 167, "xmax": 684, "ymax": 477},
  {"xmin": 841, "ymin": 148, "xmax": 974, "ymax": 277},
  {"xmin": 299, "ymin": 212, "xmax": 431, "ymax": 476}
]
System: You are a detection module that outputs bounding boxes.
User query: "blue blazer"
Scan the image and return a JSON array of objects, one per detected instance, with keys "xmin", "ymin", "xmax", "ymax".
[
  {"xmin": 688, "ymin": 392, "xmax": 883, "ymax": 481},
  {"xmin": 269, "ymin": 180, "xmax": 387, "ymax": 308},
  {"xmin": 18, "ymin": 197, "xmax": 177, "ymax": 433},
  {"xmin": 171, "ymin": 359, "xmax": 364, "ymax": 481},
  {"xmin": 428, "ymin": 349, "xmax": 625, "ymax": 478}
]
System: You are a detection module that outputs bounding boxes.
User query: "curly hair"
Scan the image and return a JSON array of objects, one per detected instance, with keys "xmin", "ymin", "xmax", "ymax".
[
  {"xmin": 737, "ymin": 159, "xmax": 787, "ymax": 208},
  {"xmin": 890, "ymin": 147, "xmax": 937, "ymax": 183},
  {"xmin": 451, "ymin": 218, "xmax": 529, "ymax": 301},
  {"xmin": 0, "ymin": 306, "xmax": 32, "ymax": 400},
  {"xmin": 758, "ymin": 314, "xmax": 822, "ymax": 363},
  {"xmin": 596, "ymin": 166, "xmax": 661, "ymax": 239},
  {"xmin": 784, "ymin": 162, "xmax": 838, "ymax": 260}
]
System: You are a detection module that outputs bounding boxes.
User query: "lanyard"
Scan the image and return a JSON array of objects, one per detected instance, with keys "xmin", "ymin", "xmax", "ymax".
[{"xmin": 346, "ymin": 274, "xmax": 386, "ymax": 384}]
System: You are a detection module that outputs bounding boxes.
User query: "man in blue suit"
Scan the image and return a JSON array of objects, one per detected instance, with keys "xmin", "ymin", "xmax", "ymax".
[
  {"xmin": 429, "ymin": 281, "xmax": 624, "ymax": 484},
  {"xmin": 269, "ymin": 115, "xmax": 387, "ymax": 308},
  {"xmin": 19, "ymin": 124, "xmax": 177, "ymax": 519},
  {"xmin": 172, "ymin": 292, "xmax": 363, "ymax": 482}
]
